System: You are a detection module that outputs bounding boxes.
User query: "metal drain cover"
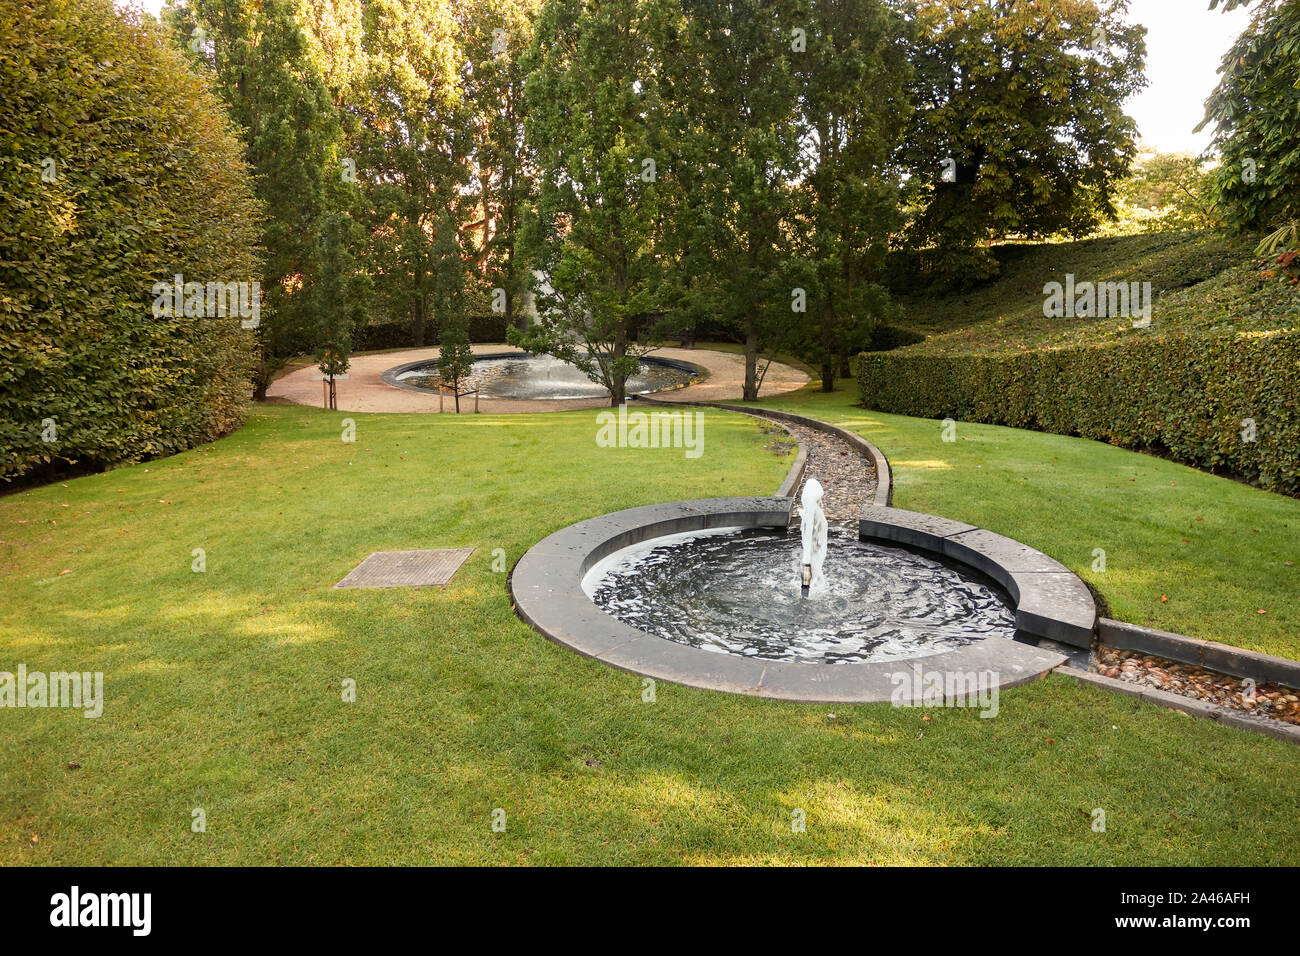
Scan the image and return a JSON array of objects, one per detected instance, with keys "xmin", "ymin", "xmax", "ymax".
[{"xmin": 333, "ymin": 548, "xmax": 475, "ymax": 589}]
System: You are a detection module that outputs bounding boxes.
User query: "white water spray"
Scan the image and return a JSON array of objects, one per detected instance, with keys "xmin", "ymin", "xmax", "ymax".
[{"xmin": 799, "ymin": 477, "xmax": 828, "ymax": 597}]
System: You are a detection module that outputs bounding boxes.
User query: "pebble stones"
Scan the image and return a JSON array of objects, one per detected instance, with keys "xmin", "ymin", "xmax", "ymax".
[
  {"xmin": 1094, "ymin": 645, "xmax": 1300, "ymax": 726},
  {"xmin": 773, "ymin": 421, "xmax": 877, "ymax": 522}
]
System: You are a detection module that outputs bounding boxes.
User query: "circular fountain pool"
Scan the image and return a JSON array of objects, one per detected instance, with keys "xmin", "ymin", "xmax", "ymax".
[
  {"xmin": 583, "ymin": 526, "xmax": 1017, "ymax": 665},
  {"xmin": 384, "ymin": 353, "xmax": 700, "ymax": 400}
]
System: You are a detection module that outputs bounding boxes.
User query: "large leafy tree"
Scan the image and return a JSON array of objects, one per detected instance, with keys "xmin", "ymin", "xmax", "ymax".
[
  {"xmin": 164, "ymin": 0, "xmax": 351, "ymax": 397},
  {"xmin": 355, "ymin": 0, "xmax": 471, "ymax": 346},
  {"xmin": 511, "ymin": 0, "xmax": 680, "ymax": 406},
  {"xmin": 1198, "ymin": 0, "xmax": 1300, "ymax": 253},
  {"xmin": 455, "ymin": 0, "xmax": 542, "ymax": 332},
  {"xmin": 900, "ymin": 0, "xmax": 1147, "ymax": 282},
  {"xmin": 665, "ymin": 0, "xmax": 803, "ymax": 401},
  {"xmin": 792, "ymin": 0, "xmax": 909, "ymax": 392}
]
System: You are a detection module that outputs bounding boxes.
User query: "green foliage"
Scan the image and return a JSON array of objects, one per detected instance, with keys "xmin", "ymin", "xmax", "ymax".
[
  {"xmin": 355, "ymin": 0, "xmax": 471, "ymax": 348},
  {"xmin": 511, "ymin": 0, "xmax": 680, "ymax": 405},
  {"xmin": 858, "ymin": 330, "xmax": 1300, "ymax": 494},
  {"xmin": 663, "ymin": 0, "xmax": 804, "ymax": 400},
  {"xmin": 1199, "ymin": 0, "xmax": 1300, "ymax": 243},
  {"xmin": 1100, "ymin": 152, "xmax": 1220, "ymax": 235},
  {"xmin": 310, "ymin": 211, "xmax": 368, "ymax": 377},
  {"xmin": 0, "ymin": 0, "xmax": 262, "ymax": 482},
  {"xmin": 165, "ymin": 0, "xmax": 350, "ymax": 396},
  {"xmin": 900, "ymin": 0, "xmax": 1147, "ymax": 284},
  {"xmin": 456, "ymin": 0, "xmax": 542, "ymax": 331},
  {"xmin": 791, "ymin": 0, "xmax": 907, "ymax": 391},
  {"xmin": 433, "ymin": 208, "xmax": 474, "ymax": 408},
  {"xmin": 885, "ymin": 231, "xmax": 1285, "ymax": 353}
]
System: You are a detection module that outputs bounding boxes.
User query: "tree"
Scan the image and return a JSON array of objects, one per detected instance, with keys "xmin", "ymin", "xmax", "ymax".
[
  {"xmin": 310, "ymin": 211, "xmax": 368, "ymax": 409},
  {"xmin": 355, "ymin": 0, "xmax": 471, "ymax": 347},
  {"xmin": 455, "ymin": 0, "xmax": 542, "ymax": 333},
  {"xmin": 665, "ymin": 0, "xmax": 803, "ymax": 401},
  {"xmin": 511, "ymin": 0, "xmax": 680, "ymax": 406},
  {"xmin": 432, "ymin": 209, "xmax": 474, "ymax": 411},
  {"xmin": 792, "ymin": 0, "xmax": 909, "ymax": 392},
  {"xmin": 899, "ymin": 0, "xmax": 1147, "ymax": 284},
  {"xmin": 1198, "ymin": 0, "xmax": 1300, "ymax": 255},
  {"xmin": 164, "ymin": 0, "xmax": 351, "ymax": 398},
  {"xmin": 1110, "ymin": 151, "xmax": 1219, "ymax": 232}
]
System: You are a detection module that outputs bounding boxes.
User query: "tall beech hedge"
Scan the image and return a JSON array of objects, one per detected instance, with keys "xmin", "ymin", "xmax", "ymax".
[
  {"xmin": 0, "ymin": 0, "xmax": 263, "ymax": 482},
  {"xmin": 858, "ymin": 331, "xmax": 1300, "ymax": 495}
]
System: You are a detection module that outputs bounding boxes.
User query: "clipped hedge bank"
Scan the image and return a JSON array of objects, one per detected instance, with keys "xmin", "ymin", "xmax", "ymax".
[
  {"xmin": 857, "ymin": 330, "xmax": 1300, "ymax": 495},
  {"xmin": 1, "ymin": 0, "xmax": 262, "ymax": 483}
]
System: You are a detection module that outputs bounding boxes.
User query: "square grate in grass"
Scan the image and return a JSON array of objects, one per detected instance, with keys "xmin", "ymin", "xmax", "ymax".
[{"xmin": 333, "ymin": 548, "xmax": 475, "ymax": 589}]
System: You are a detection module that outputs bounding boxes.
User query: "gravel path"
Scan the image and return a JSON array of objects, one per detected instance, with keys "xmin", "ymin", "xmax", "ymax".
[
  {"xmin": 1094, "ymin": 645, "xmax": 1300, "ymax": 726},
  {"xmin": 765, "ymin": 418, "xmax": 877, "ymax": 523}
]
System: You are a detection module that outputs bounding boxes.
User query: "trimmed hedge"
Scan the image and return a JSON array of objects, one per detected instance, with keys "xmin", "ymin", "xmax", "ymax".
[
  {"xmin": 858, "ymin": 330, "xmax": 1300, "ymax": 495},
  {"xmin": 1, "ymin": 0, "xmax": 262, "ymax": 482},
  {"xmin": 352, "ymin": 315, "xmax": 510, "ymax": 352}
]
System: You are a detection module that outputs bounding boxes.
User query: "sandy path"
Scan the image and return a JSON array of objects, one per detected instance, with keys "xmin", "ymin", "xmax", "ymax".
[{"xmin": 267, "ymin": 344, "xmax": 809, "ymax": 413}]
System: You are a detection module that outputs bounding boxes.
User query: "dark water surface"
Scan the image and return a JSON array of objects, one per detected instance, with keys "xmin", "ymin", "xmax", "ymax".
[{"xmin": 586, "ymin": 527, "xmax": 1017, "ymax": 664}]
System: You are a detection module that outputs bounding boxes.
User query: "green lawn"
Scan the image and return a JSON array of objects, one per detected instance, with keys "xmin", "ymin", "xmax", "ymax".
[
  {"xmin": 1, "ymin": 401, "xmax": 1297, "ymax": 866},
  {"xmin": 759, "ymin": 381, "xmax": 1300, "ymax": 661}
]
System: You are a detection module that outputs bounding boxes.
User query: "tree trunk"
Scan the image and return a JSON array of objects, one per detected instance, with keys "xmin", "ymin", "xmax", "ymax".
[
  {"xmin": 253, "ymin": 348, "xmax": 268, "ymax": 401},
  {"xmin": 413, "ymin": 297, "xmax": 426, "ymax": 348},
  {"xmin": 821, "ymin": 361, "xmax": 835, "ymax": 393},
  {"xmin": 743, "ymin": 321, "xmax": 759, "ymax": 401},
  {"xmin": 611, "ymin": 325, "xmax": 628, "ymax": 407},
  {"xmin": 838, "ymin": 353, "xmax": 851, "ymax": 379}
]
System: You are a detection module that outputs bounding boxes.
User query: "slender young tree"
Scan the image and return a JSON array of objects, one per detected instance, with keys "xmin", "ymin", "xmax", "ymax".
[
  {"xmin": 432, "ymin": 209, "xmax": 474, "ymax": 411},
  {"xmin": 310, "ymin": 210, "xmax": 367, "ymax": 409}
]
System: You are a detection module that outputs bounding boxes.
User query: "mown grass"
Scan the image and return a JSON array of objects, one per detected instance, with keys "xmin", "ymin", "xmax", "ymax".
[
  {"xmin": 759, "ymin": 380, "xmax": 1300, "ymax": 660},
  {"xmin": 892, "ymin": 231, "xmax": 1298, "ymax": 356},
  {"xmin": 1, "ymin": 401, "xmax": 1297, "ymax": 866}
]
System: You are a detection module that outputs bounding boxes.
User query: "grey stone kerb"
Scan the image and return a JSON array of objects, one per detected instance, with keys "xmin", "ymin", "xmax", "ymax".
[{"xmin": 511, "ymin": 496, "xmax": 1083, "ymax": 703}]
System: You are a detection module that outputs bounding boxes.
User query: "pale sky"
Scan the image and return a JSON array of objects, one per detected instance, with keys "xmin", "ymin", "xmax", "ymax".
[
  {"xmin": 1124, "ymin": 0, "xmax": 1254, "ymax": 155},
  {"xmin": 121, "ymin": 0, "xmax": 1253, "ymax": 156}
]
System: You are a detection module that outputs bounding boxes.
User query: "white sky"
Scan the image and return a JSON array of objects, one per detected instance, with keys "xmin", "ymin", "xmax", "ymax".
[
  {"xmin": 121, "ymin": 0, "xmax": 1252, "ymax": 155},
  {"xmin": 1124, "ymin": 0, "xmax": 1254, "ymax": 154}
]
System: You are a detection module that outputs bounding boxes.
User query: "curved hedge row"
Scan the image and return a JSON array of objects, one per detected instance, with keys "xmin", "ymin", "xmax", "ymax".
[
  {"xmin": 857, "ymin": 330, "xmax": 1300, "ymax": 495},
  {"xmin": 0, "ymin": 0, "xmax": 263, "ymax": 483}
]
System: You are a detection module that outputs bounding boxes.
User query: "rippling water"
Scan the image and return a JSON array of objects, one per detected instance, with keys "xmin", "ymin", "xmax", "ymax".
[
  {"xmin": 395, "ymin": 354, "xmax": 696, "ymax": 400},
  {"xmin": 585, "ymin": 527, "xmax": 1017, "ymax": 664}
]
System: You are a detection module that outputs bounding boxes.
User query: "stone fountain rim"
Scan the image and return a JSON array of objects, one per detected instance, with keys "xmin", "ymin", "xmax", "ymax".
[
  {"xmin": 510, "ymin": 496, "xmax": 1091, "ymax": 703},
  {"xmin": 380, "ymin": 351, "xmax": 710, "ymax": 395}
]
